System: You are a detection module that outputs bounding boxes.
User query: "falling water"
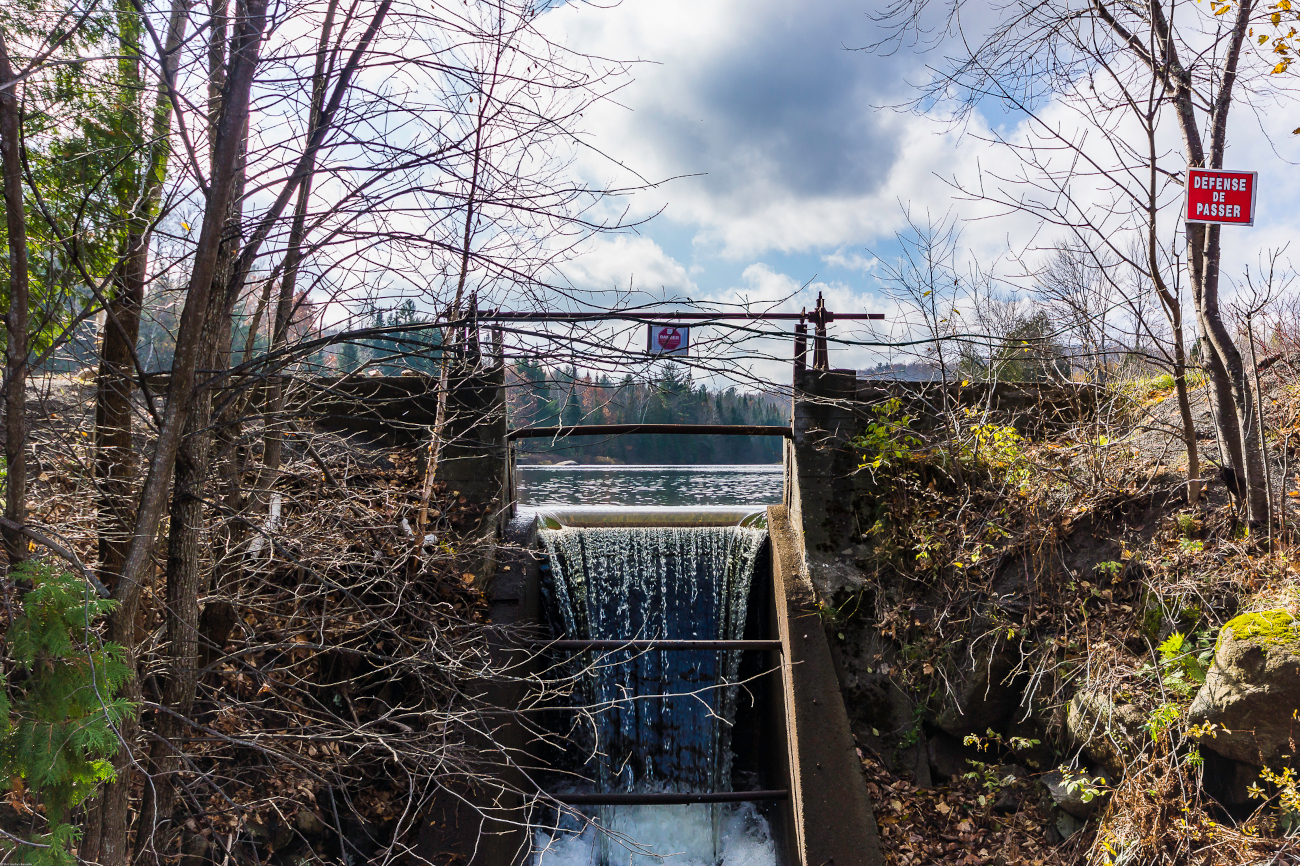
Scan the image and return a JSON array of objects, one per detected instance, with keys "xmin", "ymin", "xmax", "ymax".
[{"xmin": 535, "ymin": 520, "xmax": 772, "ymax": 865}]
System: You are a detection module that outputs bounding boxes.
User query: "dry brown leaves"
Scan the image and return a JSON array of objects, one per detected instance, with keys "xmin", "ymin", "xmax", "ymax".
[{"xmin": 861, "ymin": 751, "xmax": 1082, "ymax": 866}]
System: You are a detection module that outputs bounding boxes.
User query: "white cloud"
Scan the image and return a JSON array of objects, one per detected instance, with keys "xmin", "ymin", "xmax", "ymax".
[
  {"xmin": 540, "ymin": 0, "xmax": 1300, "ymax": 384},
  {"xmin": 559, "ymin": 235, "xmax": 697, "ymax": 297},
  {"xmin": 822, "ymin": 249, "xmax": 879, "ymax": 273}
]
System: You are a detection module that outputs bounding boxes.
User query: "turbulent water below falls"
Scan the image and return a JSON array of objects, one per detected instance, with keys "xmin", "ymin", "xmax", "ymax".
[
  {"xmin": 534, "ymin": 522, "xmax": 776, "ymax": 865},
  {"xmin": 533, "ymin": 803, "xmax": 777, "ymax": 866}
]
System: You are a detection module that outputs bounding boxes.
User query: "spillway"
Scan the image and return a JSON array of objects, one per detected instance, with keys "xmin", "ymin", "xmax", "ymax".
[{"xmin": 531, "ymin": 508, "xmax": 777, "ymax": 865}]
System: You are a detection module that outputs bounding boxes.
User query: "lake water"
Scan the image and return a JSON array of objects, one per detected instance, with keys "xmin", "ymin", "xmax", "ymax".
[{"xmin": 517, "ymin": 464, "xmax": 783, "ymax": 508}]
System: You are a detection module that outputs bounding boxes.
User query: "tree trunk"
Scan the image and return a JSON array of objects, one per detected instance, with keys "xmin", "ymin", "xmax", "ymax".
[
  {"xmin": 79, "ymin": 1, "xmax": 269, "ymax": 862},
  {"xmin": 1194, "ymin": 222, "xmax": 1269, "ymax": 522},
  {"xmin": 131, "ymin": 257, "xmax": 232, "ymax": 861},
  {"xmin": 94, "ymin": 239, "xmax": 146, "ymax": 592},
  {"xmin": 257, "ymin": 0, "xmax": 336, "ymax": 508},
  {"xmin": 1172, "ymin": 349, "xmax": 1201, "ymax": 504},
  {"xmin": 94, "ymin": 0, "xmax": 192, "ymax": 594},
  {"xmin": 0, "ymin": 35, "xmax": 30, "ymax": 571}
]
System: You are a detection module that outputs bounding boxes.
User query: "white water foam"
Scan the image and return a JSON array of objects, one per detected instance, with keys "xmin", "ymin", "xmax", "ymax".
[{"xmin": 532, "ymin": 803, "xmax": 777, "ymax": 866}]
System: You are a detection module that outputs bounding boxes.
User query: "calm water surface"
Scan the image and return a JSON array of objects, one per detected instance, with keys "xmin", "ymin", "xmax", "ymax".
[{"xmin": 518, "ymin": 464, "xmax": 782, "ymax": 507}]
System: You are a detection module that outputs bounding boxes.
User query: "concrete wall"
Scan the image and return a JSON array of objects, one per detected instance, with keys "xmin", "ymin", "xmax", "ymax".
[
  {"xmin": 768, "ymin": 505, "xmax": 884, "ymax": 866},
  {"xmin": 434, "ymin": 361, "xmax": 509, "ymax": 538}
]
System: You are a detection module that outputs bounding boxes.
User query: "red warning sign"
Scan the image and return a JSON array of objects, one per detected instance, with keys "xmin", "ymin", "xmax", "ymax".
[
  {"xmin": 1186, "ymin": 168, "xmax": 1257, "ymax": 226},
  {"xmin": 646, "ymin": 323, "xmax": 690, "ymax": 356}
]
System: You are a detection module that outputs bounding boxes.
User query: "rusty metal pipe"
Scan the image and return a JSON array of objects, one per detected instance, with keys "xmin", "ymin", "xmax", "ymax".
[{"xmin": 549, "ymin": 790, "xmax": 789, "ymax": 806}]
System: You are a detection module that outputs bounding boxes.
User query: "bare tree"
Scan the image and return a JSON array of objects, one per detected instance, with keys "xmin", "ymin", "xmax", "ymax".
[
  {"xmin": 0, "ymin": 31, "xmax": 30, "ymax": 570},
  {"xmin": 873, "ymin": 0, "xmax": 1300, "ymax": 520}
]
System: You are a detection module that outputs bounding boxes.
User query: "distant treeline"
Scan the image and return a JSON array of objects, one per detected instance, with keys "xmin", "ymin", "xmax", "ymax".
[{"xmin": 509, "ymin": 361, "xmax": 788, "ymax": 465}]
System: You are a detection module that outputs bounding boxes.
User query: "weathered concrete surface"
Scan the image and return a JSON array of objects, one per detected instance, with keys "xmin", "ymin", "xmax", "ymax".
[
  {"xmin": 296, "ymin": 374, "xmax": 442, "ymax": 444},
  {"xmin": 460, "ymin": 516, "xmax": 542, "ymax": 866},
  {"xmin": 435, "ymin": 361, "xmax": 508, "ymax": 541},
  {"xmin": 769, "ymin": 504, "xmax": 884, "ymax": 866},
  {"xmin": 789, "ymin": 369, "xmax": 863, "ymax": 557}
]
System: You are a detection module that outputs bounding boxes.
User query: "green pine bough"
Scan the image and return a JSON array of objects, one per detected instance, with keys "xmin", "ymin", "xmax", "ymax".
[{"xmin": 1, "ymin": 561, "xmax": 135, "ymax": 866}]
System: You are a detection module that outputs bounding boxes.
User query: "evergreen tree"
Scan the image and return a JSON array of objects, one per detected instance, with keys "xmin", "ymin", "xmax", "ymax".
[
  {"xmin": 508, "ymin": 362, "xmax": 785, "ymax": 464},
  {"xmin": 340, "ymin": 341, "xmax": 361, "ymax": 373},
  {"xmin": 0, "ymin": 563, "xmax": 134, "ymax": 866}
]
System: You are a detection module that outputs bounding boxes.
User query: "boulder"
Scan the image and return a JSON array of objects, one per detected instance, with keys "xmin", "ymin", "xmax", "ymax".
[
  {"xmin": 1189, "ymin": 610, "xmax": 1300, "ymax": 766},
  {"xmin": 933, "ymin": 644, "xmax": 1019, "ymax": 738},
  {"xmin": 1005, "ymin": 716, "xmax": 1055, "ymax": 772},
  {"xmin": 927, "ymin": 730, "xmax": 986, "ymax": 781},
  {"xmin": 1054, "ymin": 811, "xmax": 1085, "ymax": 840},
  {"xmin": 1042, "ymin": 768, "xmax": 1111, "ymax": 820},
  {"xmin": 1065, "ymin": 690, "xmax": 1146, "ymax": 778}
]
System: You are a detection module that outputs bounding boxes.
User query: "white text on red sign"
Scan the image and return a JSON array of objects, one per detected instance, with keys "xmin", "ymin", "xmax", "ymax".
[
  {"xmin": 646, "ymin": 324, "xmax": 690, "ymax": 356},
  {"xmin": 1185, "ymin": 168, "xmax": 1257, "ymax": 226}
]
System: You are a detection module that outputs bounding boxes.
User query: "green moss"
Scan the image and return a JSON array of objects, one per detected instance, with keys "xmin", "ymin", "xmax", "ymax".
[{"xmin": 1220, "ymin": 610, "xmax": 1300, "ymax": 648}]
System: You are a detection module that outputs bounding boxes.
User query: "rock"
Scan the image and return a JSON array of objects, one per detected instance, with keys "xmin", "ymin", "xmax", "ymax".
[
  {"xmin": 1188, "ymin": 610, "xmax": 1300, "ymax": 766},
  {"xmin": 926, "ymin": 730, "xmax": 988, "ymax": 781},
  {"xmin": 991, "ymin": 764, "xmax": 1029, "ymax": 813},
  {"xmin": 294, "ymin": 808, "xmax": 327, "ymax": 836},
  {"xmin": 1200, "ymin": 747, "xmax": 1262, "ymax": 815},
  {"xmin": 1065, "ymin": 690, "xmax": 1146, "ymax": 778},
  {"xmin": 933, "ymin": 644, "xmax": 1019, "ymax": 738},
  {"xmin": 179, "ymin": 833, "xmax": 209, "ymax": 866},
  {"xmin": 1006, "ymin": 716, "xmax": 1054, "ymax": 771},
  {"xmin": 1055, "ymin": 811, "xmax": 1085, "ymax": 839},
  {"xmin": 245, "ymin": 816, "xmax": 294, "ymax": 851},
  {"xmin": 1042, "ymin": 768, "xmax": 1110, "ymax": 819}
]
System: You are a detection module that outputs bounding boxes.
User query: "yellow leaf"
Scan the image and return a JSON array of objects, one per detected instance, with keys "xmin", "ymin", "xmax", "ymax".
[
  {"xmin": 1293, "ymin": 126, "xmax": 1300, "ymax": 134},
  {"xmin": 1274, "ymin": 59, "xmax": 1291, "ymax": 72},
  {"xmin": 1216, "ymin": 3, "xmax": 1232, "ymax": 13},
  {"xmin": 181, "ymin": 221, "xmax": 190, "ymax": 231},
  {"xmin": 1273, "ymin": 11, "xmax": 1283, "ymax": 23},
  {"xmin": 1261, "ymin": 33, "xmax": 1272, "ymax": 43},
  {"xmin": 1281, "ymin": 0, "xmax": 1293, "ymax": 11}
]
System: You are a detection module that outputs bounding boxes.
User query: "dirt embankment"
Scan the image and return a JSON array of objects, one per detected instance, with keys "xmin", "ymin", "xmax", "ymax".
[
  {"xmin": 6, "ymin": 378, "xmax": 507, "ymax": 866},
  {"xmin": 814, "ymin": 372, "xmax": 1300, "ymax": 866}
]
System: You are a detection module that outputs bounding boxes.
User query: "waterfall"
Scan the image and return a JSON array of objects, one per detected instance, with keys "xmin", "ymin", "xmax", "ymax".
[{"xmin": 539, "ymin": 524, "xmax": 767, "ymax": 796}]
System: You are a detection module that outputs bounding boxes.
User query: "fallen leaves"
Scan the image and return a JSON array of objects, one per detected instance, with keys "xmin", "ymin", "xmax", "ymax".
[{"xmin": 861, "ymin": 751, "xmax": 1075, "ymax": 866}]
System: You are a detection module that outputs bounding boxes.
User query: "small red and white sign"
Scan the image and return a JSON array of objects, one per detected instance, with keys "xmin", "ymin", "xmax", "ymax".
[
  {"xmin": 646, "ymin": 323, "xmax": 690, "ymax": 356},
  {"xmin": 1186, "ymin": 168, "xmax": 1257, "ymax": 226}
]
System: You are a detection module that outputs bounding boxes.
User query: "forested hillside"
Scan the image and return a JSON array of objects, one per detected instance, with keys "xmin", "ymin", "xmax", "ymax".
[{"xmin": 509, "ymin": 361, "xmax": 788, "ymax": 464}]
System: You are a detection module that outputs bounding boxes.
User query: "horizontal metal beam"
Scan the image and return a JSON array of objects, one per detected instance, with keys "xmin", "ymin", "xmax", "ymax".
[
  {"xmin": 550, "ymin": 790, "xmax": 789, "ymax": 806},
  {"xmin": 508, "ymin": 423, "xmax": 791, "ymax": 440},
  {"xmin": 543, "ymin": 639, "xmax": 782, "ymax": 652},
  {"xmin": 479, "ymin": 311, "xmax": 883, "ymax": 322}
]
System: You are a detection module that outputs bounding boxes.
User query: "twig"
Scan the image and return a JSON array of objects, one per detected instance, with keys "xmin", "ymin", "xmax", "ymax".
[{"xmin": 0, "ymin": 515, "xmax": 109, "ymax": 598}]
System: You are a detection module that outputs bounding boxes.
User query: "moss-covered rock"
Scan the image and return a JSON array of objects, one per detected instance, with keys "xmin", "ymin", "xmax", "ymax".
[
  {"xmin": 1217, "ymin": 610, "xmax": 1300, "ymax": 648},
  {"xmin": 1189, "ymin": 608, "xmax": 1300, "ymax": 766}
]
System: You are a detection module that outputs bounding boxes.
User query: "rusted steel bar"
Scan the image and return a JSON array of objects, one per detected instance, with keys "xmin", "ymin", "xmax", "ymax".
[
  {"xmin": 550, "ymin": 790, "xmax": 789, "ymax": 806},
  {"xmin": 507, "ymin": 423, "xmax": 791, "ymax": 440},
  {"xmin": 794, "ymin": 319, "xmax": 807, "ymax": 374},
  {"xmin": 477, "ymin": 311, "xmax": 883, "ymax": 322},
  {"xmin": 543, "ymin": 639, "xmax": 782, "ymax": 652}
]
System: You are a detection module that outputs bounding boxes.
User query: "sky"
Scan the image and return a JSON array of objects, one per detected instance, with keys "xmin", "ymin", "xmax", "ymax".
[{"xmin": 535, "ymin": 0, "xmax": 1300, "ymax": 388}]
